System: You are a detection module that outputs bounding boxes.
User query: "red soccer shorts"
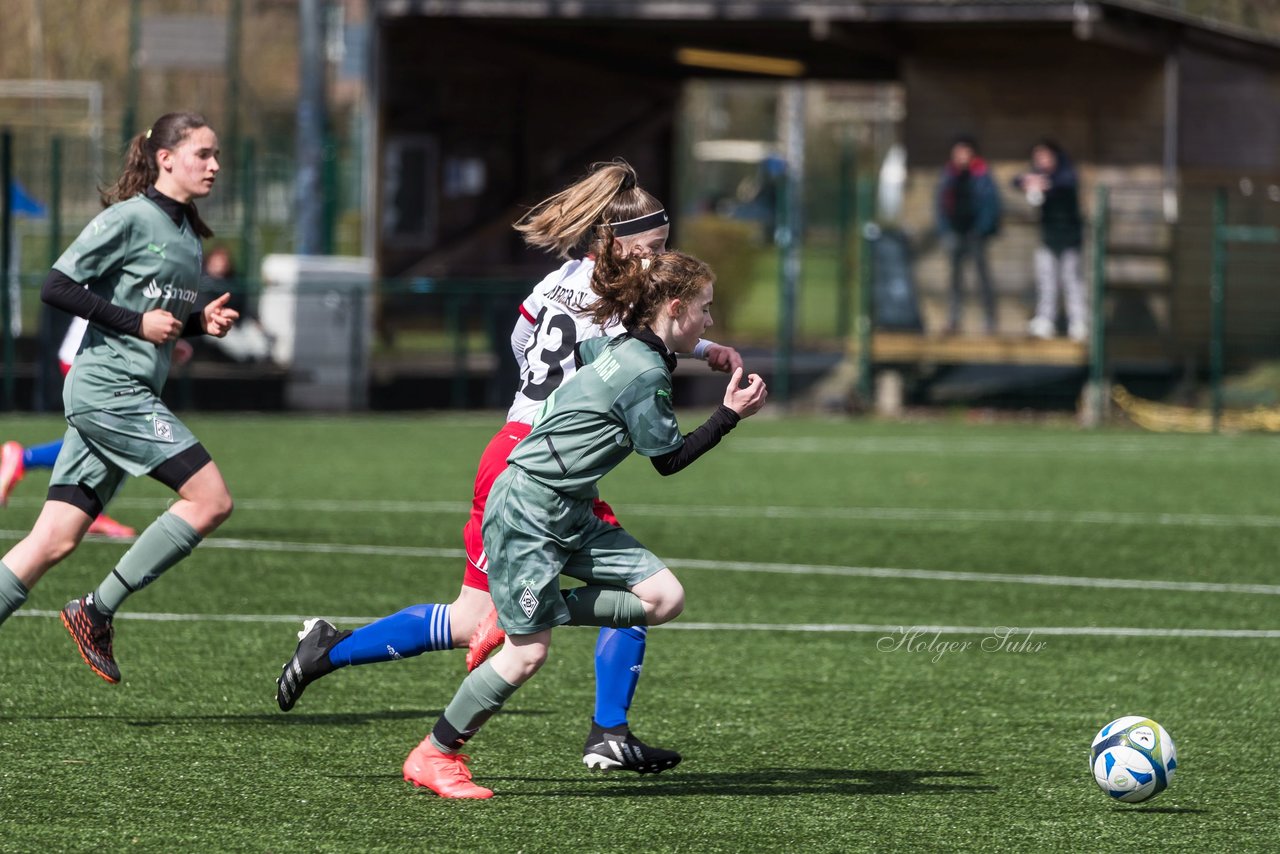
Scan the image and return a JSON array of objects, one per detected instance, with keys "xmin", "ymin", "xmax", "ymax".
[{"xmin": 461, "ymin": 421, "xmax": 619, "ymax": 591}]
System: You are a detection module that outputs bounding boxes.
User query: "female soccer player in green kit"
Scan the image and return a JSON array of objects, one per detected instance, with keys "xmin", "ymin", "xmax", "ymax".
[
  {"xmin": 402, "ymin": 239, "xmax": 768, "ymax": 798},
  {"xmin": 0, "ymin": 112, "xmax": 239, "ymax": 684}
]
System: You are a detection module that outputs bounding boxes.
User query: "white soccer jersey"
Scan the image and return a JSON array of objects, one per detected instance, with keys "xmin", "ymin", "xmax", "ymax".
[
  {"xmin": 505, "ymin": 258, "xmax": 622, "ymax": 424},
  {"xmin": 58, "ymin": 316, "xmax": 90, "ymax": 368}
]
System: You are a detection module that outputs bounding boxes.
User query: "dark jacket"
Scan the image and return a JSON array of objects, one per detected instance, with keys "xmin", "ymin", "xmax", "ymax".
[
  {"xmin": 936, "ymin": 156, "xmax": 1001, "ymax": 238},
  {"xmin": 1013, "ymin": 153, "xmax": 1083, "ymax": 253}
]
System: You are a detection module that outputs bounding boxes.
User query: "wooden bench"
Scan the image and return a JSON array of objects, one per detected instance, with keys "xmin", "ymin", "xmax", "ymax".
[{"xmin": 868, "ymin": 332, "xmax": 1087, "ymax": 366}]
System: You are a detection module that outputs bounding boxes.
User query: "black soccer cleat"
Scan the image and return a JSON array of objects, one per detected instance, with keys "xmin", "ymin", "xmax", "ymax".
[
  {"xmin": 582, "ymin": 722, "xmax": 682, "ymax": 774},
  {"xmin": 276, "ymin": 618, "xmax": 351, "ymax": 711},
  {"xmin": 60, "ymin": 595, "xmax": 121, "ymax": 684}
]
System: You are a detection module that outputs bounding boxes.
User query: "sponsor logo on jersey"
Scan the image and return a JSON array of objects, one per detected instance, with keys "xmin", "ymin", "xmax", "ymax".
[
  {"xmin": 142, "ymin": 279, "xmax": 199, "ymax": 305},
  {"xmin": 147, "ymin": 242, "xmax": 168, "ymax": 259},
  {"xmin": 594, "ymin": 350, "xmax": 622, "ymax": 383}
]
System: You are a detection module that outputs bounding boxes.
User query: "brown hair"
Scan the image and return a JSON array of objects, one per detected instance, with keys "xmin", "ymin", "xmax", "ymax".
[
  {"xmin": 514, "ymin": 159, "xmax": 664, "ymax": 259},
  {"xmin": 588, "ymin": 236, "xmax": 713, "ymax": 331},
  {"xmin": 101, "ymin": 112, "xmax": 214, "ymax": 238}
]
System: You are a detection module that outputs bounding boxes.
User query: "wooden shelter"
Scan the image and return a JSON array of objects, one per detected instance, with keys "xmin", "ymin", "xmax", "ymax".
[{"xmin": 368, "ymin": 0, "xmax": 1280, "ymax": 374}]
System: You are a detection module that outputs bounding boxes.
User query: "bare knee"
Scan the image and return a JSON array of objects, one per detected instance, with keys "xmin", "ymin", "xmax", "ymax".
[
  {"xmin": 646, "ymin": 590, "xmax": 684, "ymax": 625},
  {"xmin": 450, "ymin": 586, "xmax": 493, "ymax": 646},
  {"xmin": 491, "ymin": 637, "xmax": 548, "ymax": 684},
  {"xmin": 40, "ymin": 531, "xmax": 81, "ymax": 565},
  {"xmin": 192, "ymin": 491, "xmax": 233, "ymax": 531},
  {"xmin": 635, "ymin": 570, "xmax": 685, "ymax": 626}
]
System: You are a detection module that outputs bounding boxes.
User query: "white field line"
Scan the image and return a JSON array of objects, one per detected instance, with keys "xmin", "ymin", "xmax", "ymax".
[
  {"xmin": 9, "ymin": 496, "xmax": 1280, "ymax": 530},
  {"xmin": 11, "ymin": 609, "xmax": 1280, "ymax": 638},
  {"xmin": 732, "ymin": 436, "xmax": 1277, "ymax": 455},
  {"xmin": 4, "ymin": 529, "xmax": 1278, "ymax": 596}
]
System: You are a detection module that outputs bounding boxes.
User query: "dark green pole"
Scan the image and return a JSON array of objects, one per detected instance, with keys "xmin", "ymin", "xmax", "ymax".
[
  {"xmin": 37, "ymin": 136, "xmax": 65, "ymax": 412},
  {"xmin": 836, "ymin": 137, "xmax": 854, "ymax": 340},
  {"xmin": 123, "ymin": 0, "xmax": 142, "ymax": 149},
  {"xmin": 322, "ymin": 134, "xmax": 338, "ymax": 255},
  {"xmin": 1209, "ymin": 188, "xmax": 1227, "ymax": 434},
  {"xmin": 855, "ymin": 178, "xmax": 876, "ymax": 402},
  {"xmin": 239, "ymin": 137, "xmax": 257, "ymax": 304},
  {"xmin": 1, "ymin": 130, "xmax": 14, "ymax": 411},
  {"xmin": 224, "ymin": 0, "xmax": 242, "ymax": 200},
  {"xmin": 1088, "ymin": 185, "xmax": 1109, "ymax": 427},
  {"xmin": 774, "ymin": 165, "xmax": 794, "ymax": 405},
  {"xmin": 449, "ymin": 293, "xmax": 467, "ymax": 408},
  {"xmin": 48, "ymin": 137, "xmax": 62, "ymax": 268}
]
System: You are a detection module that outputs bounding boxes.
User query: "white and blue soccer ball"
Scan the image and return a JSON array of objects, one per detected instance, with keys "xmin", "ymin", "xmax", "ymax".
[{"xmin": 1089, "ymin": 716, "xmax": 1178, "ymax": 803}]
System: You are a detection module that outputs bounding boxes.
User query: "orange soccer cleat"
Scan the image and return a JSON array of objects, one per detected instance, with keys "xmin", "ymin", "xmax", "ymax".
[
  {"xmin": 60, "ymin": 596, "xmax": 121, "ymax": 684},
  {"xmin": 403, "ymin": 739, "xmax": 493, "ymax": 799},
  {"xmin": 87, "ymin": 514, "xmax": 136, "ymax": 539},
  {"xmin": 0, "ymin": 441, "xmax": 25, "ymax": 507},
  {"xmin": 465, "ymin": 604, "xmax": 505, "ymax": 672}
]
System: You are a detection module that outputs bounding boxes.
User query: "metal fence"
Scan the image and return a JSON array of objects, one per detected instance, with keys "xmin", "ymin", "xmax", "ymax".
[{"xmin": 7, "ymin": 122, "xmax": 1280, "ymax": 425}]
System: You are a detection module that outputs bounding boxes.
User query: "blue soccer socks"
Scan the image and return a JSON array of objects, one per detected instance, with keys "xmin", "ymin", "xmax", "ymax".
[
  {"xmin": 593, "ymin": 626, "xmax": 647, "ymax": 728},
  {"xmin": 23, "ymin": 440, "xmax": 63, "ymax": 469},
  {"xmin": 328, "ymin": 603, "xmax": 453, "ymax": 667}
]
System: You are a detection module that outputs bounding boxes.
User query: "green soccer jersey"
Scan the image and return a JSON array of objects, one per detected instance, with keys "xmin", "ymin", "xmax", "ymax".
[
  {"xmin": 53, "ymin": 195, "xmax": 203, "ymax": 413},
  {"xmin": 509, "ymin": 332, "xmax": 684, "ymax": 499}
]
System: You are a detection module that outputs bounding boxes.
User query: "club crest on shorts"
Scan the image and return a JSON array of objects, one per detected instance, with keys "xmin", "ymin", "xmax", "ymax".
[
  {"xmin": 519, "ymin": 586, "xmax": 539, "ymax": 618},
  {"xmin": 153, "ymin": 418, "xmax": 174, "ymax": 442}
]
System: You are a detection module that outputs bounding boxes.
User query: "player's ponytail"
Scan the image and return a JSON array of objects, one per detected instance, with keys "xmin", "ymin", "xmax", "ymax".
[
  {"xmin": 588, "ymin": 237, "xmax": 713, "ymax": 331},
  {"xmin": 515, "ymin": 159, "xmax": 664, "ymax": 258},
  {"xmin": 101, "ymin": 111, "xmax": 214, "ymax": 238}
]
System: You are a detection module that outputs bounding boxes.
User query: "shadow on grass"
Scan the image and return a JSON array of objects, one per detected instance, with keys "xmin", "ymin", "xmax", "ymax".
[
  {"xmin": 1115, "ymin": 806, "xmax": 1208, "ymax": 815},
  {"xmin": 3, "ymin": 709, "xmax": 550, "ymax": 728},
  {"xmin": 483, "ymin": 768, "xmax": 997, "ymax": 798}
]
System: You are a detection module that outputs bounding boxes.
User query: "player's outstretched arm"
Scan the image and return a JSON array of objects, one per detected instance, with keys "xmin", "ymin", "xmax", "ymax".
[{"xmin": 649, "ymin": 368, "xmax": 766, "ymax": 477}]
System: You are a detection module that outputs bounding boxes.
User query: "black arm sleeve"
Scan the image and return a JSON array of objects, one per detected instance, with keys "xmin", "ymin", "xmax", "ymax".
[
  {"xmin": 181, "ymin": 291, "xmax": 214, "ymax": 337},
  {"xmin": 650, "ymin": 405, "xmax": 741, "ymax": 477},
  {"xmin": 41, "ymin": 270, "xmax": 143, "ymax": 337}
]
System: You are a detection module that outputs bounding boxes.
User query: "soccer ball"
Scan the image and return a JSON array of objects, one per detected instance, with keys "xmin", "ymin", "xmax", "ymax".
[{"xmin": 1089, "ymin": 716, "xmax": 1178, "ymax": 803}]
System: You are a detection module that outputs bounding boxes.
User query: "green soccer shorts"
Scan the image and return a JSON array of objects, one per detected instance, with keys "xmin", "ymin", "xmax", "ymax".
[
  {"xmin": 51, "ymin": 396, "xmax": 200, "ymax": 507},
  {"xmin": 482, "ymin": 466, "xmax": 666, "ymax": 635}
]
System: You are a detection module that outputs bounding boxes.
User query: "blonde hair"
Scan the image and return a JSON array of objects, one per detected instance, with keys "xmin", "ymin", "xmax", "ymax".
[
  {"xmin": 514, "ymin": 159, "xmax": 664, "ymax": 259},
  {"xmin": 588, "ymin": 238, "xmax": 713, "ymax": 331},
  {"xmin": 101, "ymin": 111, "xmax": 214, "ymax": 238}
]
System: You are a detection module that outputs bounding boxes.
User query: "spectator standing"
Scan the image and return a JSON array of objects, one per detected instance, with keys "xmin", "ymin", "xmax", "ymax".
[
  {"xmin": 935, "ymin": 136, "xmax": 1002, "ymax": 335},
  {"xmin": 1013, "ymin": 139, "xmax": 1087, "ymax": 341}
]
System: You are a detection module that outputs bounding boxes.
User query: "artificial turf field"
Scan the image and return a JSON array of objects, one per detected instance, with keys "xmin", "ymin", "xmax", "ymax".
[{"xmin": 0, "ymin": 412, "xmax": 1277, "ymax": 853}]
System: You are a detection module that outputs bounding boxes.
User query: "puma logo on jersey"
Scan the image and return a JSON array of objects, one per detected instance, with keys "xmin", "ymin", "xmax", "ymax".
[{"xmin": 147, "ymin": 242, "xmax": 167, "ymax": 259}]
